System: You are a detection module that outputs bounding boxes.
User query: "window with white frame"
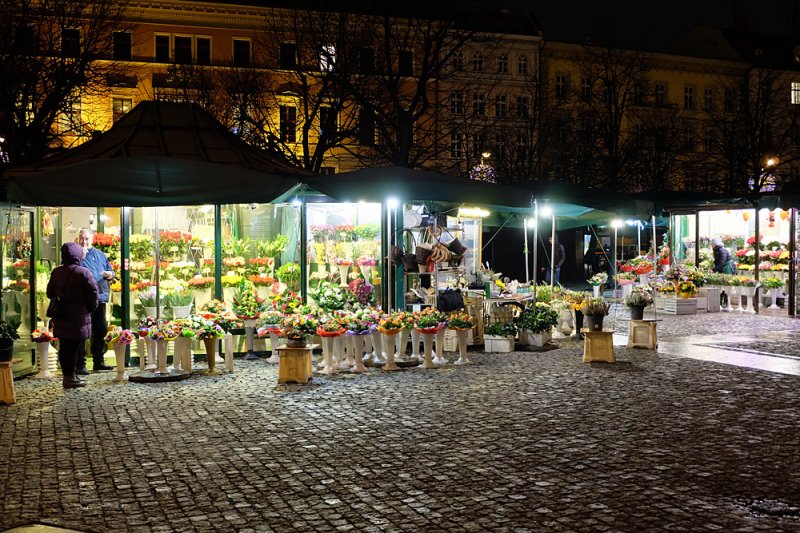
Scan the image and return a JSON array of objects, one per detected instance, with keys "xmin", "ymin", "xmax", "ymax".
[
  {"xmin": 684, "ymin": 85, "xmax": 694, "ymax": 110},
  {"xmin": 581, "ymin": 78, "xmax": 592, "ymax": 102},
  {"xmin": 791, "ymin": 82, "xmax": 800, "ymax": 104},
  {"xmin": 112, "ymin": 97, "xmax": 132, "ymax": 122},
  {"xmin": 516, "ymin": 95, "xmax": 530, "ymax": 118},
  {"xmin": 450, "ymin": 91, "xmax": 465, "ymax": 115},
  {"xmin": 320, "ymin": 44, "xmax": 336, "ymax": 72},
  {"xmin": 555, "ymin": 74, "xmax": 567, "ymax": 100},
  {"xmin": 497, "ymin": 53, "xmax": 508, "ymax": 74},
  {"xmin": 495, "ymin": 94, "xmax": 508, "ymax": 118},
  {"xmin": 472, "ymin": 52, "xmax": 484, "ymax": 72},
  {"xmin": 174, "ymin": 36, "xmax": 192, "ymax": 64},
  {"xmin": 472, "ymin": 132, "xmax": 487, "ymax": 158},
  {"xmin": 518, "ymin": 55, "xmax": 528, "ymax": 76},
  {"xmin": 633, "ymin": 81, "xmax": 646, "ymax": 105},
  {"xmin": 472, "ymin": 93, "xmax": 486, "ymax": 117},
  {"xmin": 155, "ymin": 34, "xmax": 170, "ymax": 62},
  {"xmin": 495, "ymin": 133, "xmax": 507, "ymax": 160},
  {"xmin": 655, "ymin": 82, "xmax": 667, "ymax": 106},
  {"xmin": 233, "ymin": 38, "xmax": 251, "ymax": 67},
  {"xmin": 279, "ymin": 105, "xmax": 296, "ymax": 143},
  {"xmin": 450, "ymin": 130, "xmax": 464, "ymax": 158},
  {"xmin": 451, "ymin": 49, "xmax": 464, "ymax": 72},
  {"xmin": 703, "ymin": 87, "xmax": 714, "ymax": 111}
]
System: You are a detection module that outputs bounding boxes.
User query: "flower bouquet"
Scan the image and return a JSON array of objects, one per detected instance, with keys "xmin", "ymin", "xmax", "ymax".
[
  {"xmin": 232, "ymin": 280, "xmax": 267, "ymax": 320},
  {"xmin": 762, "ymin": 277, "xmax": 784, "ymax": 290},
  {"xmin": 136, "ymin": 316, "xmax": 164, "ymax": 337},
  {"xmin": 625, "ymin": 284, "xmax": 654, "ymax": 307},
  {"xmin": 187, "ymin": 276, "xmax": 215, "ymax": 289},
  {"xmin": 615, "ymin": 272, "xmax": 637, "ymax": 285},
  {"xmin": 343, "ymin": 308, "xmax": 374, "ymax": 336},
  {"xmin": 104, "ymin": 327, "xmax": 134, "ymax": 346},
  {"xmin": 257, "ymin": 310, "xmax": 284, "ymax": 336},
  {"xmin": 447, "ymin": 312, "xmax": 474, "ymax": 330},
  {"xmin": 676, "ymin": 280, "xmax": 697, "ymax": 297},
  {"xmin": 347, "ymin": 278, "xmax": 374, "ymax": 306},
  {"xmin": 580, "ymin": 297, "xmax": 610, "ymax": 317},
  {"xmin": 414, "ymin": 309, "xmax": 446, "ymax": 334},
  {"xmin": 657, "ymin": 282, "xmax": 676, "ymax": 294},
  {"xmin": 282, "ymin": 314, "xmax": 318, "ymax": 347},
  {"xmin": 196, "ymin": 321, "xmax": 225, "ymax": 340},
  {"xmin": 248, "ymin": 274, "xmax": 276, "ymax": 287},
  {"xmin": 31, "ymin": 329, "xmax": 55, "ymax": 343},
  {"xmin": 588, "ymin": 272, "xmax": 608, "ymax": 286},
  {"xmin": 199, "ymin": 298, "xmax": 229, "ymax": 318},
  {"xmin": 309, "ymin": 282, "xmax": 348, "ymax": 311},
  {"xmin": 633, "ymin": 263, "xmax": 653, "ymax": 276},
  {"xmin": 377, "ymin": 312, "xmax": 405, "ymax": 335},
  {"xmin": 316, "ymin": 315, "xmax": 345, "ymax": 337},
  {"xmin": 272, "ymin": 290, "xmax": 302, "ymax": 314},
  {"xmin": 148, "ymin": 323, "xmax": 179, "ymax": 342}
]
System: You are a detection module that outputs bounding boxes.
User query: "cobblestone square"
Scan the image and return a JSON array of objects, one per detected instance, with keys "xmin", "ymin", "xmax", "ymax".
[{"xmin": 2, "ymin": 309, "xmax": 800, "ymax": 532}]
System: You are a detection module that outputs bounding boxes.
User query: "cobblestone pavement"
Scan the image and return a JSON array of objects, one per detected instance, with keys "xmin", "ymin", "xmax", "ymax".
[{"xmin": 2, "ymin": 312, "xmax": 800, "ymax": 532}]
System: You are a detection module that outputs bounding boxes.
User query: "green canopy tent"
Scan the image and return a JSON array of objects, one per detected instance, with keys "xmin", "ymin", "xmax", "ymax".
[{"xmin": 4, "ymin": 101, "xmax": 305, "ymax": 206}]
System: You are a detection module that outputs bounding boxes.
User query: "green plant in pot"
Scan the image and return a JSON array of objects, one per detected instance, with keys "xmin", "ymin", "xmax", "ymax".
[
  {"xmin": 484, "ymin": 322, "xmax": 517, "ymax": 338},
  {"xmin": 0, "ymin": 319, "xmax": 20, "ymax": 362},
  {"xmin": 580, "ymin": 297, "xmax": 610, "ymax": 331},
  {"xmin": 514, "ymin": 302, "xmax": 559, "ymax": 334}
]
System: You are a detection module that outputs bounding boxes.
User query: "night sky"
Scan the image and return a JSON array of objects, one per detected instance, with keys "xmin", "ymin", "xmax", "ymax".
[{"xmin": 520, "ymin": 0, "xmax": 798, "ymax": 50}]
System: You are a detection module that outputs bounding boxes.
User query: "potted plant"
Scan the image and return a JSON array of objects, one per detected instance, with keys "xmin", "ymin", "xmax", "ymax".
[
  {"xmin": 676, "ymin": 280, "xmax": 697, "ymax": 299},
  {"xmin": 484, "ymin": 322, "xmax": 517, "ymax": 353},
  {"xmin": 164, "ymin": 287, "xmax": 194, "ymax": 318},
  {"xmin": 0, "ymin": 319, "xmax": 20, "ymax": 362},
  {"xmin": 514, "ymin": 302, "xmax": 558, "ymax": 346},
  {"xmin": 625, "ymin": 284, "xmax": 654, "ymax": 320},
  {"xmin": 579, "ymin": 297, "xmax": 610, "ymax": 332},
  {"xmin": 763, "ymin": 277, "xmax": 784, "ymax": 309},
  {"xmin": 139, "ymin": 288, "xmax": 164, "ymax": 318}
]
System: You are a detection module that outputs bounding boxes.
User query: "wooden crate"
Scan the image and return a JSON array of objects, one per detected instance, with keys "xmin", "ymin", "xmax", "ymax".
[{"xmin": 663, "ymin": 298, "xmax": 697, "ymax": 315}]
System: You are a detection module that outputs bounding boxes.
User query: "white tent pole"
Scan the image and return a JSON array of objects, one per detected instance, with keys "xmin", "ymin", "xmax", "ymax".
[{"xmin": 523, "ymin": 218, "xmax": 530, "ymax": 284}]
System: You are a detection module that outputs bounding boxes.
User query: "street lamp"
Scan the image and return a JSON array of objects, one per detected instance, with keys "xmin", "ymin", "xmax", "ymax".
[
  {"xmin": 481, "ymin": 151, "xmax": 491, "ymax": 165},
  {"xmin": 611, "ymin": 219, "xmax": 623, "ymax": 296}
]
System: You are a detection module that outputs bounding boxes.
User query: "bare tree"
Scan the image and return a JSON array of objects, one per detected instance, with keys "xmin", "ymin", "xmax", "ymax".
[
  {"xmin": 342, "ymin": 11, "xmax": 480, "ymax": 169},
  {"xmin": 703, "ymin": 64, "xmax": 800, "ymax": 199},
  {"xmin": 0, "ymin": 0, "xmax": 130, "ymax": 169}
]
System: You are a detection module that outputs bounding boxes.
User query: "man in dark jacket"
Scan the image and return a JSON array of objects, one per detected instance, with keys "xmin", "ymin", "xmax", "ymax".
[
  {"xmin": 77, "ymin": 228, "xmax": 114, "ymax": 373},
  {"xmin": 47, "ymin": 242, "xmax": 99, "ymax": 389},
  {"xmin": 544, "ymin": 236, "xmax": 566, "ymax": 285}
]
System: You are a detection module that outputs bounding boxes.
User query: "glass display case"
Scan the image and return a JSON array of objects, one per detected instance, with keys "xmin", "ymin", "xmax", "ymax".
[
  {"xmin": 1, "ymin": 207, "xmax": 35, "ymax": 370},
  {"xmin": 305, "ymin": 203, "xmax": 383, "ymax": 309}
]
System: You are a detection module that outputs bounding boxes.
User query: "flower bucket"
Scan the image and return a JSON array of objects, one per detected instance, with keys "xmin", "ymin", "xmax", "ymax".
[
  {"xmin": 519, "ymin": 329, "xmax": 550, "ymax": 347},
  {"xmin": 629, "ymin": 305, "xmax": 645, "ymax": 320},
  {"xmin": 585, "ymin": 316, "xmax": 604, "ymax": 332},
  {"xmin": 286, "ymin": 336, "xmax": 307, "ymax": 348},
  {"xmin": 144, "ymin": 306, "xmax": 165, "ymax": 318},
  {"xmin": 172, "ymin": 305, "xmax": 192, "ymax": 319},
  {"xmin": 484, "ymin": 335, "xmax": 515, "ymax": 353}
]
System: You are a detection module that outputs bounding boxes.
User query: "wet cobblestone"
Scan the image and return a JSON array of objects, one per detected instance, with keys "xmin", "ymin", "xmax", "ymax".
[{"xmin": 1, "ymin": 311, "xmax": 800, "ymax": 532}]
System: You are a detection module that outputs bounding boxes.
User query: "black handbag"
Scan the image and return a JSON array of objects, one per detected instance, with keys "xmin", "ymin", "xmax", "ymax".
[{"xmin": 437, "ymin": 288, "xmax": 465, "ymax": 312}]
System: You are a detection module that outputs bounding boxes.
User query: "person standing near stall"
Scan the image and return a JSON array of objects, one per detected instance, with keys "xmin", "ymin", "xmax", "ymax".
[
  {"xmin": 77, "ymin": 228, "xmax": 114, "ymax": 373},
  {"xmin": 47, "ymin": 242, "xmax": 99, "ymax": 389}
]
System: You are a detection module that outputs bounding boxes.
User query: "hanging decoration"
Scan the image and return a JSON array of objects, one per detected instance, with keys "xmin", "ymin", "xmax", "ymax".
[
  {"xmin": 742, "ymin": 211, "xmax": 751, "ymax": 222},
  {"xmin": 768, "ymin": 211, "xmax": 775, "ymax": 228},
  {"xmin": 779, "ymin": 210, "xmax": 789, "ymax": 221}
]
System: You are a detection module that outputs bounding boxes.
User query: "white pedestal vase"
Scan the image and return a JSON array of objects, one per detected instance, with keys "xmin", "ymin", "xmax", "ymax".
[
  {"xmin": 769, "ymin": 288, "xmax": 781, "ymax": 309},
  {"xmin": 395, "ymin": 329, "xmax": 411, "ymax": 362},
  {"xmin": 155, "ymin": 339, "xmax": 168, "ymax": 374},
  {"xmin": 243, "ymin": 319, "xmax": 258, "ymax": 360},
  {"xmin": 592, "ymin": 285, "xmax": 601, "ymax": 298},
  {"xmin": 382, "ymin": 331, "xmax": 400, "ymax": 371},
  {"xmin": 453, "ymin": 329, "xmax": 471, "ymax": 365},
  {"xmin": 348, "ymin": 334, "xmax": 368, "ymax": 373},
  {"xmin": 144, "ymin": 306, "xmax": 165, "ymax": 319},
  {"xmin": 223, "ymin": 333, "xmax": 234, "ymax": 371},
  {"xmin": 174, "ymin": 336, "xmax": 191, "ymax": 373},
  {"xmin": 112, "ymin": 344, "xmax": 127, "ymax": 383},
  {"xmin": 621, "ymin": 284, "xmax": 633, "ymax": 299},
  {"xmin": 369, "ymin": 331, "xmax": 386, "ymax": 364},
  {"xmin": 338, "ymin": 265, "xmax": 350, "ymax": 287},
  {"xmin": 320, "ymin": 336, "xmax": 338, "ymax": 375},
  {"xmin": 35, "ymin": 342, "xmax": 52, "ymax": 379},
  {"xmin": 335, "ymin": 335, "xmax": 349, "ymax": 371},
  {"xmin": 410, "ymin": 328, "xmax": 422, "ymax": 359},
  {"xmin": 137, "ymin": 338, "xmax": 146, "ymax": 370},
  {"xmin": 420, "ymin": 332, "xmax": 436, "ymax": 369},
  {"xmin": 433, "ymin": 329, "xmax": 447, "ymax": 365},
  {"xmin": 727, "ymin": 287, "xmax": 740, "ymax": 312},
  {"xmin": 267, "ymin": 330, "xmax": 282, "ymax": 364},
  {"xmin": 740, "ymin": 286, "xmax": 757, "ymax": 314},
  {"xmin": 145, "ymin": 338, "xmax": 157, "ymax": 369}
]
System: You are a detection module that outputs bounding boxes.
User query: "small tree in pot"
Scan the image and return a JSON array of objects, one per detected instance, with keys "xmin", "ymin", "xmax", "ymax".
[{"xmin": 514, "ymin": 302, "xmax": 558, "ymax": 346}]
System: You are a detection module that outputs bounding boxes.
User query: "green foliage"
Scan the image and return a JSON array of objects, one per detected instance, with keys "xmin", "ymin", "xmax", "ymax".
[
  {"xmin": 762, "ymin": 277, "xmax": 785, "ymax": 289},
  {"xmin": 0, "ymin": 319, "xmax": 20, "ymax": 340},
  {"xmin": 223, "ymin": 238, "xmax": 251, "ymax": 258},
  {"xmin": 514, "ymin": 303, "xmax": 558, "ymax": 333},
  {"xmin": 355, "ymin": 224, "xmax": 380, "ymax": 240},
  {"xmin": 256, "ymin": 234, "xmax": 289, "ymax": 258},
  {"xmin": 276, "ymin": 262, "xmax": 301, "ymax": 291},
  {"xmin": 535, "ymin": 283, "xmax": 553, "ymax": 303},
  {"xmin": 164, "ymin": 288, "xmax": 193, "ymax": 307},
  {"xmin": 484, "ymin": 322, "xmax": 517, "ymax": 337}
]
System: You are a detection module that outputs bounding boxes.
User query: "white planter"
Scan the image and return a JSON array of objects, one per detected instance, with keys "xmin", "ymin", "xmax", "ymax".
[
  {"xmin": 144, "ymin": 306, "xmax": 165, "ymax": 318},
  {"xmin": 519, "ymin": 329, "xmax": 551, "ymax": 347},
  {"xmin": 171, "ymin": 305, "xmax": 192, "ymax": 318},
  {"xmin": 769, "ymin": 287, "xmax": 781, "ymax": 309},
  {"xmin": 621, "ymin": 283, "xmax": 633, "ymax": 299},
  {"xmin": 484, "ymin": 335, "xmax": 515, "ymax": 353}
]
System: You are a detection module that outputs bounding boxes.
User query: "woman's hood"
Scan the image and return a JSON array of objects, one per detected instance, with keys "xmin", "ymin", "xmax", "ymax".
[{"xmin": 61, "ymin": 242, "xmax": 84, "ymax": 265}]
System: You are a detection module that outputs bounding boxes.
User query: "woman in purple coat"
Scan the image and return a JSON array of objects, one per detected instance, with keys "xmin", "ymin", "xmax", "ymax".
[{"xmin": 46, "ymin": 242, "xmax": 99, "ymax": 389}]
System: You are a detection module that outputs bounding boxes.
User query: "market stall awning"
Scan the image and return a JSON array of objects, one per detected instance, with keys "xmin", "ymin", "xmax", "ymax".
[
  {"xmin": 302, "ymin": 166, "xmax": 533, "ymax": 209},
  {"xmin": 518, "ymin": 180, "xmax": 656, "ymax": 220},
  {"xmin": 6, "ymin": 156, "xmax": 301, "ymax": 207},
  {"xmin": 5, "ymin": 101, "xmax": 305, "ymax": 206}
]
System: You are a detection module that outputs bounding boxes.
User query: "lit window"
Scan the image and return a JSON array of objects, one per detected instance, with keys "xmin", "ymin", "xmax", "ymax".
[
  {"xmin": 112, "ymin": 98, "xmax": 132, "ymax": 122},
  {"xmin": 320, "ymin": 44, "xmax": 336, "ymax": 72},
  {"xmin": 791, "ymin": 82, "xmax": 800, "ymax": 105}
]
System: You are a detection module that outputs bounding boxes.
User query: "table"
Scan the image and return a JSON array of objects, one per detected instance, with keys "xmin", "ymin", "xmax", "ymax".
[
  {"xmin": 580, "ymin": 330, "xmax": 615, "ymax": 363},
  {"xmin": 483, "ymin": 294, "xmax": 533, "ymax": 325},
  {"xmin": 0, "ymin": 358, "xmax": 23, "ymax": 404},
  {"xmin": 277, "ymin": 344, "xmax": 318, "ymax": 384},
  {"xmin": 627, "ymin": 320, "xmax": 659, "ymax": 350}
]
